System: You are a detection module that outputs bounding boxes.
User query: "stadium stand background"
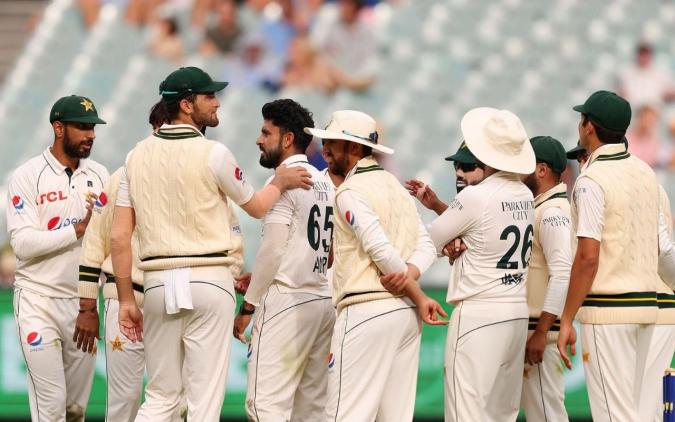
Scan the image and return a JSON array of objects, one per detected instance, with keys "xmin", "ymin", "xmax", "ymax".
[{"xmin": 0, "ymin": 0, "xmax": 674, "ymax": 420}]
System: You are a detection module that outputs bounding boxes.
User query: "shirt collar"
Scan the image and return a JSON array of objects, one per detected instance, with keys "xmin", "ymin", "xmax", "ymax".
[
  {"xmin": 345, "ymin": 156, "xmax": 378, "ymax": 180},
  {"xmin": 534, "ymin": 182, "xmax": 567, "ymax": 207},
  {"xmin": 155, "ymin": 123, "xmax": 206, "ymax": 139},
  {"xmin": 43, "ymin": 147, "xmax": 90, "ymax": 176},
  {"xmin": 586, "ymin": 142, "xmax": 628, "ymax": 166},
  {"xmin": 280, "ymin": 154, "xmax": 309, "ymax": 166}
]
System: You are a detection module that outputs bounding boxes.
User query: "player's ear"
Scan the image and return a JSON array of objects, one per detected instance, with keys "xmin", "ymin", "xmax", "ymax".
[
  {"xmin": 52, "ymin": 121, "xmax": 64, "ymax": 138},
  {"xmin": 282, "ymin": 130, "xmax": 294, "ymax": 150}
]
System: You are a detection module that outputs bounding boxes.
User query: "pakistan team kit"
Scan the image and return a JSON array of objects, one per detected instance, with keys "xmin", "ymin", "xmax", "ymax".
[
  {"xmin": 7, "ymin": 95, "xmax": 108, "ymax": 421},
  {"xmin": 244, "ymin": 155, "xmax": 335, "ymax": 421},
  {"xmin": 6, "ymin": 67, "xmax": 674, "ymax": 422}
]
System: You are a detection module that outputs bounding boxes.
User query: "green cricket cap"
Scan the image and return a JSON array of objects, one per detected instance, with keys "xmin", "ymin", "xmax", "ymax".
[
  {"xmin": 49, "ymin": 95, "xmax": 106, "ymax": 124},
  {"xmin": 566, "ymin": 141, "xmax": 585, "ymax": 160},
  {"xmin": 159, "ymin": 66, "xmax": 228, "ymax": 98},
  {"xmin": 445, "ymin": 141, "xmax": 478, "ymax": 163},
  {"xmin": 572, "ymin": 90, "xmax": 631, "ymax": 132},
  {"xmin": 530, "ymin": 136, "xmax": 567, "ymax": 173}
]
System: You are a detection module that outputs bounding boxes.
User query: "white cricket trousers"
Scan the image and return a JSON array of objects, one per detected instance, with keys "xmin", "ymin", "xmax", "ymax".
[
  {"xmin": 135, "ymin": 266, "xmax": 236, "ymax": 422},
  {"xmin": 639, "ymin": 324, "xmax": 675, "ymax": 421},
  {"xmin": 104, "ymin": 298, "xmax": 145, "ymax": 422},
  {"xmin": 325, "ymin": 296, "xmax": 421, "ymax": 422},
  {"xmin": 444, "ymin": 300, "xmax": 529, "ymax": 422},
  {"xmin": 245, "ymin": 285, "xmax": 335, "ymax": 421},
  {"xmin": 580, "ymin": 323, "xmax": 655, "ymax": 422},
  {"xmin": 13, "ymin": 287, "xmax": 96, "ymax": 422},
  {"xmin": 520, "ymin": 339, "xmax": 568, "ymax": 422}
]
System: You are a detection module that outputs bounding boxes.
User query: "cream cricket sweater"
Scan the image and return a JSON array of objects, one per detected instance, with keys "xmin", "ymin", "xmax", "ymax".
[
  {"xmin": 79, "ymin": 168, "xmax": 144, "ymax": 306},
  {"xmin": 526, "ymin": 182, "xmax": 570, "ymax": 341},
  {"xmin": 126, "ymin": 127, "xmax": 237, "ymax": 271},
  {"xmin": 657, "ymin": 184, "xmax": 674, "ymax": 324},
  {"xmin": 572, "ymin": 143, "xmax": 661, "ymax": 324},
  {"xmin": 332, "ymin": 157, "xmax": 419, "ymax": 312}
]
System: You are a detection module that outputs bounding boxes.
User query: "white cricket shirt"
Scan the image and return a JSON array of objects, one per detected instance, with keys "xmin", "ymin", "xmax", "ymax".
[
  {"xmin": 246, "ymin": 155, "xmax": 334, "ymax": 304},
  {"xmin": 6, "ymin": 148, "xmax": 109, "ymax": 297},
  {"xmin": 428, "ymin": 171, "xmax": 535, "ymax": 304}
]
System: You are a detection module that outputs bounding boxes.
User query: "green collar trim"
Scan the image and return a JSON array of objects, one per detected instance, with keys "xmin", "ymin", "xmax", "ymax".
[
  {"xmin": 354, "ymin": 165, "xmax": 384, "ymax": 175},
  {"xmin": 595, "ymin": 151, "xmax": 630, "ymax": 162},
  {"xmin": 155, "ymin": 127, "xmax": 202, "ymax": 140},
  {"xmin": 535, "ymin": 192, "xmax": 568, "ymax": 208}
]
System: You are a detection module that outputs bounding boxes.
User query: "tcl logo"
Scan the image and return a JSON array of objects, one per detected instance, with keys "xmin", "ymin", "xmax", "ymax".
[
  {"xmin": 47, "ymin": 216, "xmax": 81, "ymax": 230},
  {"xmin": 39, "ymin": 191, "xmax": 68, "ymax": 205}
]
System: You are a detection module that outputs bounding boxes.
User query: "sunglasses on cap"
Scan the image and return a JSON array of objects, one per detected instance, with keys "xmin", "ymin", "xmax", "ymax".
[{"xmin": 453, "ymin": 162, "xmax": 479, "ymax": 172}]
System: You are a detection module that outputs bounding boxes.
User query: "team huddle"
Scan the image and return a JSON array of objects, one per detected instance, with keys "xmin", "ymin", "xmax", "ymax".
[{"xmin": 5, "ymin": 65, "xmax": 675, "ymax": 422}]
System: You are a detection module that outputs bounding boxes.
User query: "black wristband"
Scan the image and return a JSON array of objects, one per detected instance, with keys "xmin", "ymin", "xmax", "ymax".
[
  {"xmin": 78, "ymin": 306, "xmax": 97, "ymax": 313},
  {"xmin": 238, "ymin": 302, "xmax": 255, "ymax": 315}
]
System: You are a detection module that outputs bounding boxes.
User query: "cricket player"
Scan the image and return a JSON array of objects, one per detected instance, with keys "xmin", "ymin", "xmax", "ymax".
[
  {"xmin": 565, "ymin": 142, "xmax": 589, "ymax": 168},
  {"xmin": 306, "ymin": 110, "xmax": 443, "ymax": 421},
  {"xmin": 110, "ymin": 66, "xmax": 312, "ymax": 422},
  {"xmin": 73, "ymin": 101, "xmax": 247, "ymax": 421},
  {"xmin": 6, "ymin": 95, "xmax": 109, "ymax": 421},
  {"xmin": 427, "ymin": 107, "xmax": 536, "ymax": 422},
  {"xmin": 232, "ymin": 99, "xmax": 335, "ymax": 421},
  {"xmin": 638, "ymin": 187, "xmax": 675, "ymax": 421},
  {"xmin": 404, "ymin": 141, "xmax": 485, "ymax": 216},
  {"xmin": 558, "ymin": 91, "xmax": 662, "ymax": 421},
  {"xmin": 520, "ymin": 136, "xmax": 571, "ymax": 422}
]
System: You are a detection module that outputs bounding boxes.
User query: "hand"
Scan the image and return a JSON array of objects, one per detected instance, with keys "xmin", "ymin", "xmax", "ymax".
[
  {"xmin": 118, "ymin": 301, "xmax": 143, "ymax": 342},
  {"xmin": 272, "ymin": 164, "xmax": 313, "ymax": 191},
  {"xmin": 73, "ymin": 303, "xmax": 99, "ymax": 354},
  {"xmin": 525, "ymin": 330, "xmax": 547, "ymax": 365},
  {"xmin": 234, "ymin": 272, "xmax": 252, "ymax": 294},
  {"xmin": 74, "ymin": 198, "xmax": 95, "ymax": 239},
  {"xmin": 233, "ymin": 314, "xmax": 252, "ymax": 343},
  {"xmin": 380, "ymin": 271, "xmax": 410, "ymax": 295},
  {"xmin": 404, "ymin": 179, "xmax": 440, "ymax": 210},
  {"xmin": 442, "ymin": 238, "xmax": 467, "ymax": 264},
  {"xmin": 416, "ymin": 295, "xmax": 449, "ymax": 325},
  {"xmin": 557, "ymin": 320, "xmax": 576, "ymax": 370}
]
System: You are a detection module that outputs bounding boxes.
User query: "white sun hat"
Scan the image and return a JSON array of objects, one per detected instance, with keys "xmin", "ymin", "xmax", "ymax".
[
  {"xmin": 460, "ymin": 107, "xmax": 535, "ymax": 174},
  {"xmin": 304, "ymin": 110, "xmax": 394, "ymax": 155}
]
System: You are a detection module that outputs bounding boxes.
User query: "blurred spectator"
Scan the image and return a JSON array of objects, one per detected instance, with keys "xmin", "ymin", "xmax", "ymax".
[
  {"xmin": 0, "ymin": 245, "xmax": 15, "ymax": 289},
  {"xmin": 282, "ymin": 36, "xmax": 375, "ymax": 94},
  {"xmin": 126, "ymin": 0, "xmax": 164, "ymax": 26},
  {"xmin": 222, "ymin": 32, "xmax": 279, "ymax": 90},
  {"xmin": 282, "ymin": 36, "xmax": 337, "ymax": 93},
  {"xmin": 617, "ymin": 42, "xmax": 675, "ymax": 110},
  {"xmin": 314, "ymin": 0, "xmax": 376, "ymax": 83},
  {"xmin": 200, "ymin": 0, "xmax": 243, "ymax": 56},
  {"xmin": 261, "ymin": 0, "xmax": 302, "ymax": 64},
  {"xmin": 626, "ymin": 104, "xmax": 664, "ymax": 168},
  {"xmin": 148, "ymin": 16, "xmax": 185, "ymax": 63},
  {"xmin": 78, "ymin": 0, "xmax": 101, "ymax": 28}
]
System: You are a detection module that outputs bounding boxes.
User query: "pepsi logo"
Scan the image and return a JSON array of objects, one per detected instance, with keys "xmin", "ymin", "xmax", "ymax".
[
  {"xmin": 12, "ymin": 195, "xmax": 24, "ymax": 211},
  {"xmin": 47, "ymin": 217, "xmax": 61, "ymax": 230},
  {"xmin": 95, "ymin": 192, "xmax": 108, "ymax": 208},
  {"xmin": 328, "ymin": 352, "xmax": 335, "ymax": 369},
  {"xmin": 26, "ymin": 332, "xmax": 42, "ymax": 347},
  {"xmin": 345, "ymin": 211, "xmax": 355, "ymax": 226},
  {"xmin": 247, "ymin": 343, "xmax": 252, "ymax": 359},
  {"xmin": 235, "ymin": 167, "xmax": 244, "ymax": 181}
]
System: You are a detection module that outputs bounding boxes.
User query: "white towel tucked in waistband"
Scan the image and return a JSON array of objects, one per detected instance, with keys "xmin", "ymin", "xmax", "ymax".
[{"xmin": 164, "ymin": 268, "xmax": 193, "ymax": 314}]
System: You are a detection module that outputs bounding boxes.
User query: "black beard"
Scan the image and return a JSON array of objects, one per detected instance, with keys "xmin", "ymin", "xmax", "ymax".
[
  {"xmin": 63, "ymin": 134, "xmax": 91, "ymax": 159},
  {"xmin": 523, "ymin": 174, "xmax": 538, "ymax": 194},
  {"xmin": 259, "ymin": 147, "xmax": 282, "ymax": 169}
]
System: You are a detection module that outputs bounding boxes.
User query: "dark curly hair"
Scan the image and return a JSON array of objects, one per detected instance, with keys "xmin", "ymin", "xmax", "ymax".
[{"xmin": 261, "ymin": 99, "xmax": 314, "ymax": 152}]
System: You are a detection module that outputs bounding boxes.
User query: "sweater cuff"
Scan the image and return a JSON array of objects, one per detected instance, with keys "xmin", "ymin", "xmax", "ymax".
[
  {"xmin": 78, "ymin": 281, "xmax": 99, "ymax": 300},
  {"xmin": 78, "ymin": 265, "xmax": 101, "ymax": 299}
]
